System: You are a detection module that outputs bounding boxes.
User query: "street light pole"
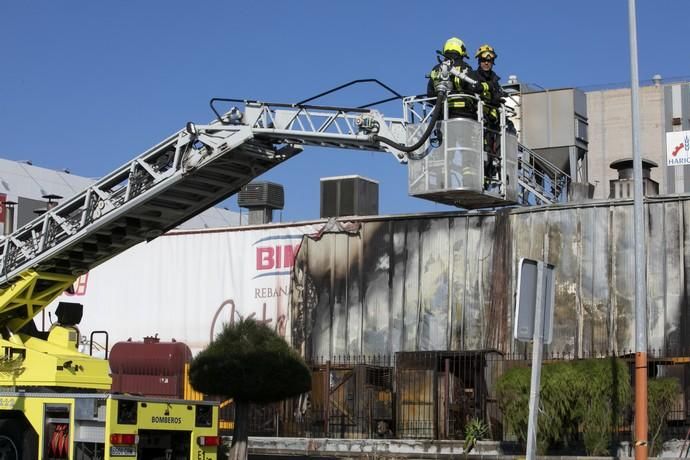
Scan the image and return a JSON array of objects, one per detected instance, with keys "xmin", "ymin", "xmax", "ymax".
[{"xmin": 627, "ymin": 1, "xmax": 648, "ymax": 459}]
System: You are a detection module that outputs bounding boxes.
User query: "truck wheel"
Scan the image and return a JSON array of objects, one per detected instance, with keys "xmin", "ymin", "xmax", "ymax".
[
  {"xmin": 0, "ymin": 419, "xmax": 37, "ymax": 460},
  {"xmin": 0, "ymin": 434, "xmax": 18, "ymax": 460}
]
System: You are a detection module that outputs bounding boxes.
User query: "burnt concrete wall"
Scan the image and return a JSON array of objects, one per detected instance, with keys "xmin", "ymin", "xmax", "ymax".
[{"xmin": 290, "ymin": 197, "xmax": 690, "ymax": 359}]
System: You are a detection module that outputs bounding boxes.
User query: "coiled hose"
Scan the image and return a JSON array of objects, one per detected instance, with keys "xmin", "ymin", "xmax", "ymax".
[{"xmin": 372, "ymin": 92, "xmax": 446, "ymax": 160}]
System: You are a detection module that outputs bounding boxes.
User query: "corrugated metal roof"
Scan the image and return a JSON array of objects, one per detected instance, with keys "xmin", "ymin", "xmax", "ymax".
[{"xmin": 0, "ymin": 158, "xmax": 93, "ymax": 200}]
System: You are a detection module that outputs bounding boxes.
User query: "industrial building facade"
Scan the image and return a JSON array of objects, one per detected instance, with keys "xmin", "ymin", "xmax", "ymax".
[
  {"xmin": 586, "ymin": 77, "xmax": 690, "ymax": 199},
  {"xmin": 281, "ymin": 197, "xmax": 690, "ymax": 444}
]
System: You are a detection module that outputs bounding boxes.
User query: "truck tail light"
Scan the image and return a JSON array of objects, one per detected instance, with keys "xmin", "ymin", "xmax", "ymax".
[
  {"xmin": 110, "ymin": 433, "xmax": 138, "ymax": 445},
  {"xmin": 197, "ymin": 435, "xmax": 220, "ymax": 447}
]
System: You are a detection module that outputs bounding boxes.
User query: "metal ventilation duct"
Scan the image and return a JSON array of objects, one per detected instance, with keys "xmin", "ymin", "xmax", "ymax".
[
  {"xmin": 609, "ymin": 158, "xmax": 659, "ymax": 199},
  {"xmin": 238, "ymin": 181, "xmax": 284, "ymax": 225}
]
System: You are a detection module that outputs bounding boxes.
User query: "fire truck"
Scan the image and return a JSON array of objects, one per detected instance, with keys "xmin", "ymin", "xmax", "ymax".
[{"xmin": 0, "ymin": 73, "xmax": 568, "ymax": 459}]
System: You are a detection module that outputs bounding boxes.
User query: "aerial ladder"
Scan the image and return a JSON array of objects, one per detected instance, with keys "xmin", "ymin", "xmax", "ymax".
[{"xmin": 0, "ymin": 74, "xmax": 569, "ymax": 458}]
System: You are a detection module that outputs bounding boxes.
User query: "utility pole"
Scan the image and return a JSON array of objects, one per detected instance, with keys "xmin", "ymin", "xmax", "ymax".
[{"xmin": 627, "ymin": 1, "xmax": 648, "ymax": 459}]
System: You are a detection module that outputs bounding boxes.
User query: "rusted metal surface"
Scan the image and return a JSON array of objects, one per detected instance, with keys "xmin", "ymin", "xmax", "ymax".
[
  {"xmin": 109, "ymin": 337, "xmax": 192, "ymax": 397},
  {"xmin": 290, "ymin": 197, "xmax": 690, "ymax": 358}
]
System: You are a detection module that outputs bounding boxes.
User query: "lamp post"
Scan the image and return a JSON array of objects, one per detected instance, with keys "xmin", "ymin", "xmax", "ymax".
[{"xmin": 627, "ymin": 1, "xmax": 648, "ymax": 459}]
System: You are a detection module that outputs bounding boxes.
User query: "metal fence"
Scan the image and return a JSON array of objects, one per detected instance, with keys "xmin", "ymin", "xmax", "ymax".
[{"xmin": 233, "ymin": 350, "xmax": 690, "ymax": 444}]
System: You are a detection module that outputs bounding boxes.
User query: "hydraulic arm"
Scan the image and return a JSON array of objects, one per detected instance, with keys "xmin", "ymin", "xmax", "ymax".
[
  {"xmin": 0, "ymin": 91, "xmax": 570, "ymax": 350},
  {"xmin": 0, "ymin": 100, "xmax": 432, "ymax": 343}
]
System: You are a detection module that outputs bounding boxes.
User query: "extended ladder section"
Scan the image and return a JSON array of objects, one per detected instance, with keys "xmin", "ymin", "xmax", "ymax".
[
  {"xmin": 221, "ymin": 100, "xmax": 409, "ymax": 156},
  {"xmin": 214, "ymin": 98, "xmax": 572, "ymax": 209},
  {"xmin": 0, "ymin": 119, "xmax": 296, "ymax": 332},
  {"xmin": 0, "ymin": 103, "xmax": 411, "ymax": 334},
  {"xmin": 0, "ymin": 97, "xmax": 572, "ymax": 334}
]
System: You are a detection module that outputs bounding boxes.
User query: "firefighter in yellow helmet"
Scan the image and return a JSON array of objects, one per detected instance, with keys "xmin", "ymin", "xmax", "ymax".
[
  {"xmin": 475, "ymin": 45, "xmax": 503, "ymax": 120},
  {"xmin": 475, "ymin": 43, "xmax": 515, "ymax": 140},
  {"xmin": 427, "ymin": 37, "xmax": 485, "ymax": 119},
  {"xmin": 474, "ymin": 44, "xmax": 505, "ymax": 184}
]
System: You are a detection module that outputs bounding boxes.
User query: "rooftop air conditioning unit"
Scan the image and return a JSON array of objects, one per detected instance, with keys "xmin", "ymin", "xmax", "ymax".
[
  {"xmin": 320, "ymin": 175, "xmax": 379, "ymax": 218},
  {"xmin": 238, "ymin": 181, "xmax": 284, "ymax": 225}
]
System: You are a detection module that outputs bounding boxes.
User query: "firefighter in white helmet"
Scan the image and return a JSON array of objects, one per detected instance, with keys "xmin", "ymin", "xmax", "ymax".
[{"xmin": 427, "ymin": 37, "xmax": 486, "ymax": 119}]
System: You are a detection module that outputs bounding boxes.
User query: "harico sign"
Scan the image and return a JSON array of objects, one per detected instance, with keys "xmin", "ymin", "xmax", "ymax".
[{"xmin": 667, "ymin": 130, "xmax": 690, "ymax": 166}]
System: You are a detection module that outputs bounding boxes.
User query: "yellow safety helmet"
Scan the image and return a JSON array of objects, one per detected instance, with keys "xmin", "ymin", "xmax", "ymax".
[
  {"xmin": 443, "ymin": 37, "xmax": 468, "ymax": 58},
  {"xmin": 475, "ymin": 44, "xmax": 497, "ymax": 61}
]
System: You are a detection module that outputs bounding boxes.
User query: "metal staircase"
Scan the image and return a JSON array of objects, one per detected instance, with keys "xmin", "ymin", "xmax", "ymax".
[{"xmin": 516, "ymin": 143, "xmax": 572, "ymax": 206}]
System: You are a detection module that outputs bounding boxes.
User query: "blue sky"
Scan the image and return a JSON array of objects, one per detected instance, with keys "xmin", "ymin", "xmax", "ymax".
[{"xmin": 1, "ymin": 1, "xmax": 688, "ymax": 222}]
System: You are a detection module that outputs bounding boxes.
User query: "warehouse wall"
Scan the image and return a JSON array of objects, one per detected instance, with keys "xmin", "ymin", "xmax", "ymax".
[{"xmin": 290, "ymin": 197, "xmax": 690, "ymax": 359}]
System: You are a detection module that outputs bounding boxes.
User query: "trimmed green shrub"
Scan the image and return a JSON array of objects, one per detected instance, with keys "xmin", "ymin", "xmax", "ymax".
[
  {"xmin": 648, "ymin": 377, "xmax": 680, "ymax": 456},
  {"xmin": 189, "ymin": 319, "xmax": 311, "ymax": 460},
  {"xmin": 189, "ymin": 319, "xmax": 311, "ymax": 402}
]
